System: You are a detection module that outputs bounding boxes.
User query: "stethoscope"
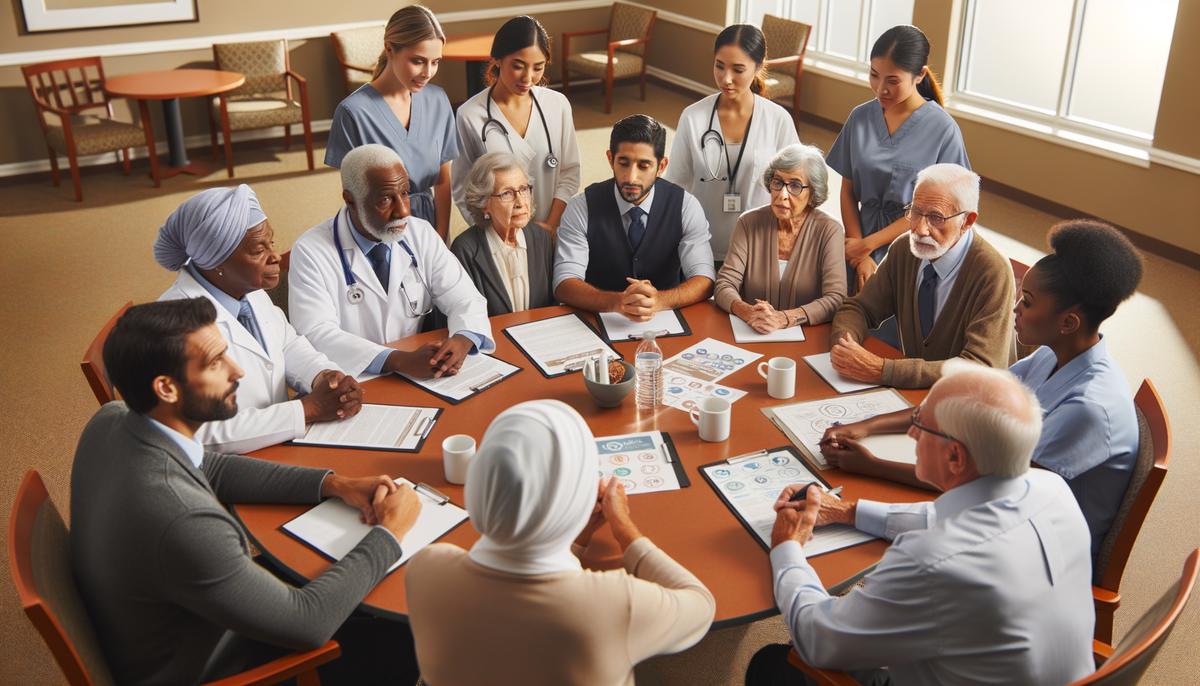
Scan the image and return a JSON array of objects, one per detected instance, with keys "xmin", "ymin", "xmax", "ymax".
[
  {"xmin": 480, "ymin": 84, "xmax": 558, "ymax": 169},
  {"xmin": 699, "ymin": 97, "xmax": 753, "ymax": 192},
  {"xmin": 331, "ymin": 212, "xmax": 432, "ymax": 317}
]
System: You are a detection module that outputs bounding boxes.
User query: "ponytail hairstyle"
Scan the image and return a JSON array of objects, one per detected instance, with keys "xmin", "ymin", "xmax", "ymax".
[
  {"xmin": 486, "ymin": 16, "xmax": 552, "ymax": 87},
  {"xmin": 870, "ymin": 25, "xmax": 943, "ymax": 106},
  {"xmin": 714, "ymin": 24, "xmax": 768, "ymax": 96},
  {"xmin": 373, "ymin": 5, "xmax": 446, "ymax": 80}
]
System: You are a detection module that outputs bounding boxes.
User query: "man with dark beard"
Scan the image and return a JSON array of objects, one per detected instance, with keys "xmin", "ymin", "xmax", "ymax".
[{"xmin": 69, "ymin": 297, "xmax": 423, "ymax": 685}]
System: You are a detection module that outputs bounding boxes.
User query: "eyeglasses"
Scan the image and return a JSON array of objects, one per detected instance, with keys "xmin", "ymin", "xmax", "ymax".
[
  {"xmin": 904, "ymin": 204, "xmax": 968, "ymax": 231},
  {"xmin": 768, "ymin": 177, "xmax": 809, "ymax": 195},
  {"xmin": 910, "ymin": 406, "xmax": 959, "ymax": 443},
  {"xmin": 491, "ymin": 185, "xmax": 534, "ymax": 204}
]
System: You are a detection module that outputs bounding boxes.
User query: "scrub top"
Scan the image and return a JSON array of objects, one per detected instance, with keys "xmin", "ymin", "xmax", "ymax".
[
  {"xmin": 326, "ymin": 83, "xmax": 460, "ymax": 227},
  {"xmin": 1010, "ymin": 339, "xmax": 1138, "ymax": 567},
  {"xmin": 826, "ymin": 99, "xmax": 969, "ymax": 264}
]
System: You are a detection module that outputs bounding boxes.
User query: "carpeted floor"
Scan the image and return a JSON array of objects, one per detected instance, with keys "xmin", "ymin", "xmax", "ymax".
[{"xmin": 1, "ymin": 82, "xmax": 1196, "ymax": 685}]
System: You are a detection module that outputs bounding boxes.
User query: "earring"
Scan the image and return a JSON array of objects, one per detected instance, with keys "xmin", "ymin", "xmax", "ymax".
[
  {"xmin": 484, "ymin": 213, "xmax": 490, "ymax": 220},
  {"xmin": 218, "ymin": 269, "xmax": 224, "ymax": 277}
]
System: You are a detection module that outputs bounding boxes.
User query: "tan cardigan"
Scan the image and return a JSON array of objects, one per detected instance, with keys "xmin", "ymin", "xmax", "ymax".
[
  {"xmin": 714, "ymin": 205, "xmax": 847, "ymax": 325},
  {"xmin": 406, "ymin": 538, "xmax": 715, "ymax": 686},
  {"xmin": 831, "ymin": 231, "xmax": 1015, "ymax": 388}
]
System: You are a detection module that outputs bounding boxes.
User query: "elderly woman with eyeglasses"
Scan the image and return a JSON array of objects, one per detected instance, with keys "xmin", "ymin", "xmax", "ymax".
[
  {"xmin": 450, "ymin": 151, "xmax": 556, "ymax": 315},
  {"xmin": 715, "ymin": 144, "xmax": 847, "ymax": 333}
]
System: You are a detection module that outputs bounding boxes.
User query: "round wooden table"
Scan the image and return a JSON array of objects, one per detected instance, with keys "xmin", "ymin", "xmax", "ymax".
[
  {"xmin": 105, "ymin": 69, "xmax": 244, "ymax": 176},
  {"xmin": 442, "ymin": 33, "xmax": 494, "ymax": 97},
  {"xmin": 235, "ymin": 302, "xmax": 932, "ymax": 628}
]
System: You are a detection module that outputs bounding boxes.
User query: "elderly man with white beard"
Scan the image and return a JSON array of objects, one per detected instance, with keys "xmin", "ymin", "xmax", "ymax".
[
  {"xmin": 289, "ymin": 144, "xmax": 493, "ymax": 379},
  {"xmin": 827, "ymin": 163, "xmax": 1014, "ymax": 389}
]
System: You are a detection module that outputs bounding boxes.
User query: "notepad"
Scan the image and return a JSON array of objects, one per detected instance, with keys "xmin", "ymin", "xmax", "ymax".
[
  {"xmin": 282, "ymin": 479, "xmax": 467, "ymax": 573},
  {"xmin": 802, "ymin": 352, "xmax": 879, "ymax": 394},
  {"xmin": 728, "ymin": 313, "xmax": 806, "ymax": 343},
  {"xmin": 291, "ymin": 404, "xmax": 440, "ymax": 452},
  {"xmin": 504, "ymin": 314, "xmax": 621, "ymax": 378},
  {"xmin": 399, "ymin": 353, "xmax": 521, "ymax": 403},
  {"xmin": 597, "ymin": 309, "xmax": 690, "ymax": 341}
]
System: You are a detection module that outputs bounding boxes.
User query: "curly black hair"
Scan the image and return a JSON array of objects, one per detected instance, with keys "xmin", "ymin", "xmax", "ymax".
[{"xmin": 1033, "ymin": 219, "xmax": 1143, "ymax": 330}]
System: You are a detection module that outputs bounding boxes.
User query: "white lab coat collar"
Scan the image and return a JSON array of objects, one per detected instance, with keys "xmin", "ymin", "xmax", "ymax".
[{"xmin": 170, "ymin": 269, "xmax": 272, "ymax": 363}]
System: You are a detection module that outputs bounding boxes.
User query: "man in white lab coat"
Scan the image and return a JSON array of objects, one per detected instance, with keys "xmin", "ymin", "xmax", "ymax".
[{"xmin": 290, "ymin": 144, "xmax": 494, "ymax": 379}]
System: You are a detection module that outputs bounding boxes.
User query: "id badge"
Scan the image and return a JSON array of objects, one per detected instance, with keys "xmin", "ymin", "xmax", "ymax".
[{"xmin": 722, "ymin": 193, "xmax": 742, "ymax": 213}]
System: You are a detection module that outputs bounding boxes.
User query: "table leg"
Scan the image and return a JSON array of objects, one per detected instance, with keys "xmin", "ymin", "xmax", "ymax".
[
  {"xmin": 465, "ymin": 60, "xmax": 487, "ymax": 97},
  {"xmin": 161, "ymin": 98, "xmax": 189, "ymax": 167}
]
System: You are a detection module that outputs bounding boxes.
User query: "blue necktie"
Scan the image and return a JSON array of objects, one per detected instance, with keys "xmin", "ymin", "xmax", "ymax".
[
  {"xmin": 918, "ymin": 263, "xmax": 939, "ymax": 339},
  {"xmin": 368, "ymin": 242, "xmax": 390, "ymax": 292},
  {"xmin": 237, "ymin": 300, "xmax": 267, "ymax": 351},
  {"xmin": 627, "ymin": 206, "xmax": 647, "ymax": 251}
]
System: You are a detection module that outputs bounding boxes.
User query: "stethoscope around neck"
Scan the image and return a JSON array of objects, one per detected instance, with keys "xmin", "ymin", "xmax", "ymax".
[
  {"xmin": 481, "ymin": 84, "xmax": 558, "ymax": 169},
  {"xmin": 331, "ymin": 211, "xmax": 432, "ymax": 316},
  {"xmin": 700, "ymin": 96, "xmax": 753, "ymax": 193}
]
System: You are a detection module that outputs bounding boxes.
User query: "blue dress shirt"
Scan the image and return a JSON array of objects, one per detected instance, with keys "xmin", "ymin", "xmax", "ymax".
[{"xmin": 913, "ymin": 228, "xmax": 974, "ymax": 325}]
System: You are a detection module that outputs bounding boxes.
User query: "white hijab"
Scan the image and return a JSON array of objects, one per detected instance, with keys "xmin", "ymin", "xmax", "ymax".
[{"xmin": 466, "ymin": 400, "xmax": 598, "ymax": 575}]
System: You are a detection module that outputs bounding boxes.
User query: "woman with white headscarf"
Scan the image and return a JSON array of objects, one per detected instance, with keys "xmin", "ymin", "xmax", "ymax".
[
  {"xmin": 155, "ymin": 184, "xmax": 363, "ymax": 454},
  {"xmin": 406, "ymin": 400, "xmax": 715, "ymax": 685}
]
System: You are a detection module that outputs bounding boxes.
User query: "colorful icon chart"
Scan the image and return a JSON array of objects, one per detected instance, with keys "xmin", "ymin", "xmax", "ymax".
[
  {"xmin": 761, "ymin": 388, "xmax": 913, "ymax": 469},
  {"xmin": 594, "ymin": 431, "xmax": 688, "ymax": 494},
  {"xmin": 659, "ymin": 338, "xmax": 760, "ymax": 412}
]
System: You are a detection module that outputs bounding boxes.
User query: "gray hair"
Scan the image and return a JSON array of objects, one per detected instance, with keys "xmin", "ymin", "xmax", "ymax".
[
  {"xmin": 340, "ymin": 144, "xmax": 404, "ymax": 204},
  {"xmin": 463, "ymin": 151, "xmax": 530, "ymax": 225},
  {"xmin": 914, "ymin": 163, "xmax": 980, "ymax": 214},
  {"xmin": 761, "ymin": 143, "xmax": 828, "ymax": 207},
  {"xmin": 931, "ymin": 359, "xmax": 1042, "ymax": 478}
]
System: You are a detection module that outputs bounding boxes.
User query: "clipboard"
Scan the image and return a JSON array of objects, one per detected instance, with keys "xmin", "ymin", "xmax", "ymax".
[
  {"xmin": 502, "ymin": 313, "xmax": 623, "ymax": 379},
  {"xmin": 762, "ymin": 388, "xmax": 913, "ymax": 471},
  {"xmin": 594, "ymin": 431, "xmax": 691, "ymax": 494},
  {"xmin": 657, "ymin": 432, "xmax": 691, "ymax": 489},
  {"xmin": 399, "ymin": 355, "xmax": 523, "ymax": 405},
  {"xmin": 595, "ymin": 308, "xmax": 692, "ymax": 343},
  {"xmin": 288, "ymin": 404, "xmax": 442, "ymax": 453}
]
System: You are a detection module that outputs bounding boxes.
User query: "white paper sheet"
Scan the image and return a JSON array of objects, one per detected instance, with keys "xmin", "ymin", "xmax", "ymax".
[
  {"xmin": 282, "ymin": 478, "xmax": 467, "ymax": 572},
  {"xmin": 702, "ymin": 449, "xmax": 876, "ymax": 556},
  {"xmin": 292, "ymin": 404, "xmax": 438, "ymax": 451},
  {"xmin": 662, "ymin": 338, "xmax": 762, "ymax": 383},
  {"xmin": 598, "ymin": 309, "xmax": 686, "ymax": 341},
  {"xmin": 763, "ymin": 389, "xmax": 913, "ymax": 469},
  {"xmin": 400, "ymin": 353, "xmax": 520, "ymax": 402},
  {"xmin": 803, "ymin": 352, "xmax": 880, "ymax": 394},
  {"xmin": 594, "ymin": 432, "xmax": 684, "ymax": 495},
  {"xmin": 728, "ymin": 314, "xmax": 807, "ymax": 343},
  {"xmin": 505, "ymin": 314, "xmax": 619, "ymax": 376},
  {"xmin": 858, "ymin": 433, "xmax": 919, "ymax": 465},
  {"xmin": 662, "ymin": 378, "xmax": 747, "ymax": 412}
]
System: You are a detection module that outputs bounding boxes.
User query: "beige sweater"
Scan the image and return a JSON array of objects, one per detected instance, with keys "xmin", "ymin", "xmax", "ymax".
[
  {"xmin": 714, "ymin": 205, "xmax": 847, "ymax": 325},
  {"xmin": 406, "ymin": 538, "xmax": 715, "ymax": 686},
  {"xmin": 831, "ymin": 231, "xmax": 1015, "ymax": 388}
]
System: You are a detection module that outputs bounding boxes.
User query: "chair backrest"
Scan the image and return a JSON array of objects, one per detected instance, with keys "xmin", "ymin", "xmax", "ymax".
[
  {"xmin": 80, "ymin": 301, "xmax": 131, "ymax": 406},
  {"xmin": 1095, "ymin": 379, "xmax": 1171, "ymax": 590},
  {"xmin": 268, "ymin": 250, "xmax": 291, "ymax": 317},
  {"xmin": 9, "ymin": 470, "xmax": 116, "ymax": 686},
  {"xmin": 1070, "ymin": 549, "xmax": 1198, "ymax": 685},
  {"xmin": 213, "ymin": 39, "xmax": 289, "ymax": 97},
  {"xmin": 762, "ymin": 14, "xmax": 812, "ymax": 60},
  {"xmin": 609, "ymin": 2, "xmax": 656, "ymax": 55},
  {"xmin": 331, "ymin": 26, "xmax": 384, "ymax": 91},
  {"xmin": 21, "ymin": 57, "xmax": 112, "ymax": 122}
]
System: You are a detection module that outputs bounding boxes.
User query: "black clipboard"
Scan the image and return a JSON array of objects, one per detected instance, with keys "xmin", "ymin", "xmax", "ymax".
[
  {"xmin": 287, "ymin": 404, "xmax": 443, "ymax": 453},
  {"xmin": 399, "ymin": 355, "xmax": 522, "ymax": 405},
  {"xmin": 596, "ymin": 431, "xmax": 691, "ymax": 490},
  {"xmin": 699, "ymin": 445, "xmax": 831, "ymax": 551},
  {"xmin": 595, "ymin": 308, "xmax": 693, "ymax": 343},
  {"xmin": 502, "ymin": 313, "xmax": 623, "ymax": 379}
]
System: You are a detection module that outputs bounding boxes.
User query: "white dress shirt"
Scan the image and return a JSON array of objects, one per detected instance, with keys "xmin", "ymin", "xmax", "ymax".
[
  {"xmin": 483, "ymin": 226, "xmax": 530, "ymax": 312},
  {"xmin": 772, "ymin": 469, "xmax": 1095, "ymax": 685}
]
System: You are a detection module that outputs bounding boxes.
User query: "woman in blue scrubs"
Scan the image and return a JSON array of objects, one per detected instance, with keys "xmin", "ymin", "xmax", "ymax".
[
  {"xmin": 826, "ymin": 25, "xmax": 969, "ymax": 292},
  {"xmin": 326, "ymin": 5, "xmax": 459, "ymax": 240}
]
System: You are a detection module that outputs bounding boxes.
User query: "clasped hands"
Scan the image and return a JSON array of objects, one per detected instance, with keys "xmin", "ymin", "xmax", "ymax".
[
  {"xmin": 769, "ymin": 483, "xmax": 855, "ymax": 548},
  {"xmin": 737, "ymin": 299, "xmax": 790, "ymax": 333},
  {"xmin": 574, "ymin": 476, "xmax": 644, "ymax": 551},
  {"xmin": 321, "ymin": 473, "xmax": 423, "ymax": 539},
  {"xmin": 386, "ymin": 334, "xmax": 474, "ymax": 379},
  {"xmin": 617, "ymin": 278, "xmax": 661, "ymax": 322},
  {"xmin": 302, "ymin": 370, "xmax": 363, "ymax": 424},
  {"xmin": 845, "ymin": 236, "xmax": 878, "ymax": 292}
]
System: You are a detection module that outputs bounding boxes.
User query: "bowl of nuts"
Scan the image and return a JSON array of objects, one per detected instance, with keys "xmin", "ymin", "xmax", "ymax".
[{"xmin": 583, "ymin": 358, "xmax": 635, "ymax": 408}]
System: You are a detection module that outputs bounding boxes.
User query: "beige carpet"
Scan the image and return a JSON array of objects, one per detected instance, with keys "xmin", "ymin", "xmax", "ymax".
[{"xmin": 1, "ymin": 82, "xmax": 1197, "ymax": 685}]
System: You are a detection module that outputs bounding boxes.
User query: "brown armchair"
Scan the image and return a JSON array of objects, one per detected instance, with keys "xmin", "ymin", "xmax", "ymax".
[
  {"xmin": 331, "ymin": 26, "xmax": 384, "ymax": 95},
  {"xmin": 21, "ymin": 57, "xmax": 158, "ymax": 202},
  {"xmin": 761, "ymin": 14, "xmax": 812, "ymax": 126},
  {"xmin": 210, "ymin": 39, "xmax": 314, "ymax": 177},
  {"xmin": 562, "ymin": 2, "xmax": 657, "ymax": 114},
  {"xmin": 80, "ymin": 301, "xmax": 131, "ymax": 406}
]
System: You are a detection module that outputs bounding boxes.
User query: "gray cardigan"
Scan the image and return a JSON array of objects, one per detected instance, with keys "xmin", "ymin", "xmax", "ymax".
[
  {"xmin": 450, "ymin": 222, "xmax": 555, "ymax": 315},
  {"xmin": 69, "ymin": 402, "xmax": 401, "ymax": 686}
]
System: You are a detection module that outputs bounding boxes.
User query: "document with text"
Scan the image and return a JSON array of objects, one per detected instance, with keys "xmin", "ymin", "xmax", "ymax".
[
  {"xmin": 292, "ymin": 404, "xmax": 440, "ymax": 452},
  {"xmin": 400, "ymin": 353, "xmax": 521, "ymax": 403},
  {"xmin": 504, "ymin": 314, "xmax": 621, "ymax": 377}
]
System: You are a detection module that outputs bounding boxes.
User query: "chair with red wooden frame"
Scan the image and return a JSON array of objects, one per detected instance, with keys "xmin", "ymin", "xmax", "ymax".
[
  {"xmin": 8, "ymin": 469, "xmax": 342, "ymax": 686},
  {"xmin": 562, "ymin": 3, "xmax": 657, "ymax": 114},
  {"xmin": 761, "ymin": 15, "xmax": 812, "ymax": 129},
  {"xmin": 80, "ymin": 301, "xmax": 131, "ymax": 406},
  {"xmin": 21, "ymin": 57, "xmax": 159, "ymax": 202},
  {"xmin": 330, "ymin": 26, "xmax": 384, "ymax": 95}
]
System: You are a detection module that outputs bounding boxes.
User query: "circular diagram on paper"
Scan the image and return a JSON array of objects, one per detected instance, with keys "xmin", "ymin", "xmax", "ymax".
[
  {"xmin": 668, "ymin": 386, "xmax": 683, "ymax": 394},
  {"xmin": 621, "ymin": 479, "xmax": 637, "ymax": 491},
  {"xmin": 604, "ymin": 441, "xmax": 624, "ymax": 452},
  {"xmin": 610, "ymin": 454, "xmax": 629, "ymax": 465},
  {"xmin": 777, "ymin": 468, "xmax": 802, "ymax": 479},
  {"xmin": 821, "ymin": 404, "xmax": 849, "ymax": 419},
  {"xmin": 771, "ymin": 455, "xmax": 790, "ymax": 466},
  {"xmin": 637, "ymin": 452, "xmax": 656, "ymax": 463},
  {"xmin": 810, "ymin": 418, "xmax": 832, "ymax": 433},
  {"xmin": 641, "ymin": 464, "xmax": 660, "ymax": 474},
  {"xmin": 742, "ymin": 462, "xmax": 762, "ymax": 471},
  {"xmin": 696, "ymin": 348, "xmax": 708, "ymax": 355},
  {"xmin": 682, "ymin": 353, "xmax": 695, "ymax": 360},
  {"xmin": 725, "ymin": 480, "xmax": 745, "ymax": 491},
  {"xmin": 721, "ymin": 354, "xmax": 733, "ymax": 361},
  {"xmin": 613, "ymin": 467, "xmax": 632, "ymax": 477},
  {"xmin": 753, "ymin": 475, "xmax": 770, "ymax": 485},
  {"xmin": 713, "ymin": 468, "xmax": 731, "ymax": 478},
  {"xmin": 643, "ymin": 476, "xmax": 663, "ymax": 488},
  {"xmin": 682, "ymin": 400, "xmax": 696, "ymax": 410},
  {"xmin": 715, "ymin": 388, "xmax": 731, "ymax": 396},
  {"xmin": 689, "ymin": 381, "xmax": 703, "ymax": 389},
  {"xmin": 734, "ymin": 358, "xmax": 745, "ymax": 365}
]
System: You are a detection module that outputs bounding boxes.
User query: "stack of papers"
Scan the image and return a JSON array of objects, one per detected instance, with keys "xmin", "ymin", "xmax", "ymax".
[{"xmin": 728, "ymin": 314, "xmax": 806, "ymax": 343}]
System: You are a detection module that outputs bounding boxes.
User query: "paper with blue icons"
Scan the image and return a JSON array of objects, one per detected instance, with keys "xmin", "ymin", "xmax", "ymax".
[
  {"xmin": 663, "ymin": 338, "xmax": 761, "ymax": 383},
  {"xmin": 594, "ymin": 431, "xmax": 689, "ymax": 495},
  {"xmin": 700, "ymin": 447, "xmax": 876, "ymax": 557}
]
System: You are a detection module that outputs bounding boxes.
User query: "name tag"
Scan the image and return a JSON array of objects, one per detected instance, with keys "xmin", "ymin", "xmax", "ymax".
[{"xmin": 722, "ymin": 193, "xmax": 742, "ymax": 213}]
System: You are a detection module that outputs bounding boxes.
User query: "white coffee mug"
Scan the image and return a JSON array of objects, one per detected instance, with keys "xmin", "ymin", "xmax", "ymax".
[
  {"xmin": 689, "ymin": 397, "xmax": 732, "ymax": 442},
  {"xmin": 758, "ymin": 357, "xmax": 797, "ymax": 399},
  {"xmin": 442, "ymin": 434, "xmax": 476, "ymax": 485}
]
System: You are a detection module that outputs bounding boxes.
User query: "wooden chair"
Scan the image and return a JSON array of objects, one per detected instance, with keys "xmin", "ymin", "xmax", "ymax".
[
  {"xmin": 267, "ymin": 250, "xmax": 291, "ymax": 319},
  {"xmin": 761, "ymin": 15, "xmax": 812, "ymax": 127},
  {"xmin": 330, "ymin": 26, "xmax": 384, "ymax": 95},
  {"xmin": 8, "ymin": 469, "xmax": 341, "ymax": 686},
  {"xmin": 80, "ymin": 301, "xmax": 131, "ymax": 406},
  {"xmin": 562, "ymin": 2, "xmax": 657, "ymax": 114},
  {"xmin": 21, "ymin": 57, "xmax": 158, "ymax": 202},
  {"xmin": 1092, "ymin": 379, "xmax": 1171, "ymax": 644},
  {"xmin": 210, "ymin": 40, "xmax": 314, "ymax": 177}
]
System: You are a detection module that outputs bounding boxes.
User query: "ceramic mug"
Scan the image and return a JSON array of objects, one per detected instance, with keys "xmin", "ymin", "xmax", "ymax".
[
  {"xmin": 442, "ymin": 434, "xmax": 476, "ymax": 485},
  {"xmin": 689, "ymin": 396, "xmax": 731, "ymax": 442},
  {"xmin": 757, "ymin": 356, "xmax": 796, "ymax": 399}
]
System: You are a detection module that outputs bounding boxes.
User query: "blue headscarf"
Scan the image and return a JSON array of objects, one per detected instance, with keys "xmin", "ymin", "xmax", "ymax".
[{"xmin": 153, "ymin": 184, "xmax": 267, "ymax": 271}]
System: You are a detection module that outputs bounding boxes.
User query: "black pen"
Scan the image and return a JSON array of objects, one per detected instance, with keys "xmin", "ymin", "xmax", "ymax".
[{"xmin": 789, "ymin": 483, "xmax": 843, "ymax": 502}]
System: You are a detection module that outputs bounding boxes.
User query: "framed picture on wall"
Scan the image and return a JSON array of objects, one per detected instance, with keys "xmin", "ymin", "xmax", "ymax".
[{"xmin": 20, "ymin": 0, "xmax": 198, "ymax": 33}]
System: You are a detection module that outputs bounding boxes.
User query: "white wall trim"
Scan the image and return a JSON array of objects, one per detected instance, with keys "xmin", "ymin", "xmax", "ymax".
[
  {"xmin": 624, "ymin": 2, "xmax": 723, "ymax": 35},
  {"xmin": 1148, "ymin": 147, "xmax": 1200, "ymax": 176},
  {"xmin": 645, "ymin": 66, "xmax": 710, "ymax": 97}
]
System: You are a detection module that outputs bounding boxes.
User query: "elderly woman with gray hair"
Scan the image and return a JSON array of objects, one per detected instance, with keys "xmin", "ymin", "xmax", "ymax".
[
  {"xmin": 715, "ymin": 143, "xmax": 847, "ymax": 332},
  {"xmin": 450, "ymin": 151, "xmax": 555, "ymax": 315}
]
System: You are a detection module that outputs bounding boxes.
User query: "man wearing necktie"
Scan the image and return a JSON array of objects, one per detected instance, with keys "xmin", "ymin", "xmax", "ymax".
[
  {"xmin": 826, "ymin": 163, "xmax": 1016, "ymax": 389},
  {"xmin": 552, "ymin": 115, "xmax": 716, "ymax": 322}
]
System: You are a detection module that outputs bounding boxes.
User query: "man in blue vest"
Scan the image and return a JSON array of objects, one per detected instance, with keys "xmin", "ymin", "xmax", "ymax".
[{"xmin": 553, "ymin": 114, "xmax": 715, "ymax": 321}]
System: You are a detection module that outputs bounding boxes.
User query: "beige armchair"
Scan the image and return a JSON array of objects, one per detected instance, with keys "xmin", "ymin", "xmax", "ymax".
[
  {"xmin": 762, "ymin": 14, "xmax": 812, "ymax": 126},
  {"xmin": 562, "ymin": 2, "xmax": 657, "ymax": 114},
  {"xmin": 331, "ymin": 26, "xmax": 385, "ymax": 95},
  {"xmin": 209, "ymin": 39, "xmax": 314, "ymax": 177}
]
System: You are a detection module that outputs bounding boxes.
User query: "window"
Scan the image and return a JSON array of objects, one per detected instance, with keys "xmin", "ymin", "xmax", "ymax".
[
  {"xmin": 738, "ymin": 0, "xmax": 915, "ymax": 68},
  {"xmin": 957, "ymin": 0, "xmax": 1179, "ymax": 140}
]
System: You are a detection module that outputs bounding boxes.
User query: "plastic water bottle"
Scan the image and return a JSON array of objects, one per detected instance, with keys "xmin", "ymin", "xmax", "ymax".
[{"xmin": 635, "ymin": 331, "xmax": 663, "ymax": 411}]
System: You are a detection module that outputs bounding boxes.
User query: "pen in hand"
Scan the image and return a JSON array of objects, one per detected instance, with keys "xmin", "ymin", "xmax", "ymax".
[{"xmin": 788, "ymin": 483, "xmax": 843, "ymax": 503}]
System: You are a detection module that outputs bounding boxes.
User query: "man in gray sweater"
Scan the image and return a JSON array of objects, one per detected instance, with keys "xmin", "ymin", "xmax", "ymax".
[{"xmin": 70, "ymin": 297, "xmax": 420, "ymax": 685}]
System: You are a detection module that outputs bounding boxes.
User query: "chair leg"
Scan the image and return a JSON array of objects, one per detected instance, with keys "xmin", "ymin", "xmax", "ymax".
[
  {"xmin": 284, "ymin": 124, "xmax": 292, "ymax": 151},
  {"xmin": 219, "ymin": 97, "xmax": 235, "ymax": 178},
  {"xmin": 605, "ymin": 68, "xmax": 613, "ymax": 114},
  {"xmin": 139, "ymin": 100, "xmax": 161, "ymax": 188},
  {"xmin": 302, "ymin": 117, "xmax": 314, "ymax": 171},
  {"xmin": 66, "ymin": 147, "xmax": 82, "ymax": 202},
  {"xmin": 1095, "ymin": 606, "xmax": 1115, "ymax": 645},
  {"xmin": 121, "ymin": 149, "xmax": 131, "ymax": 175},
  {"xmin": 46, "ymin": 146, "xmax": 60, "ymax": 187}
]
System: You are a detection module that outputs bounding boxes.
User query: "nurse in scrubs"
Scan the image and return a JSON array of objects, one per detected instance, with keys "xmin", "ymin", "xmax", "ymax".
[
  {"xmin": 451, "ymin": 16, "xmax": 581, "ymax": 235},
  {"xmin": 827, "ymin": 25, "xmax": 969, "ymax": 291},
  {"xmin": 326, "ymin": 5, "xmax": 459, "ymax": 240},
  {"xmin": 666, "ymin": 24, "xmax": 799, "ymax": 262}
]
